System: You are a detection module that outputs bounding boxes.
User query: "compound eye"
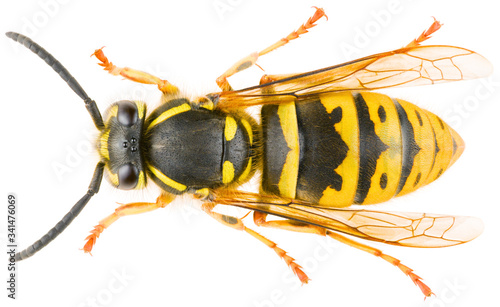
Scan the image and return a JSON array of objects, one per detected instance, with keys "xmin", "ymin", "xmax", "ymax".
[
  {"xmin": 117, "ymin": 163, "xmax": 139, "ymax": 190},
  {"xmin": 117, "ymin": 100, "xmax": 138, "ymax": 127}
]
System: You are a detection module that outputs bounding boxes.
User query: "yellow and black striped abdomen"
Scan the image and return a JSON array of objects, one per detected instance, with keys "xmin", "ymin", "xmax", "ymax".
[{"xmin": 261, "ymin": 92, "xmax": 464, "ymax": 207}]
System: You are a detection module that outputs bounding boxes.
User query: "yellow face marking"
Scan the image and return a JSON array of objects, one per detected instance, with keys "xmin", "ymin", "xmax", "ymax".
[
  {"xmin": 105, "ymin": 168, "xmax": 119, "ymax": 187},
  {"xmin": 240, "ymin": 119, "xmax": 253, "ymax": 145},
  {"xmin": 446, "ymin": 124, "xmax": 465, "ymax": 168},
  {"xmin": 148, "ymin": 165, "xmax": 187, "ymax": 192},
  {"xmin": 106, "ymin": 105, "xmax": 118, "ymax": 122},
  {"xmin": 222, "ymin": 160, "xmax": 235, "ymax": 184},
  {"xmin": 318, "ymin": 92, "xmax": 358, "ymax": 207},
  {"xmin": 277, "ymin": 102, "xmax": 299, "ymax": 198},
  {"xmin": 135, "ymin": 171, "xmax": 146, "ymax": 190},
  {"xmin": 135, "ymin": 101, "xmax": 146, "ymax": 119},
  {"xmin": 238, "ymin": 157, "xmax": 253, "ymax": 182},
  {"xmin": 224, "ymin": 116, "xmax": 238, "ymax": 141},
  {"xmin": 148, "ymin": 103, "xmax": 191, "ymax": 130},
  {"xmin": 99, "ymin": 130, "xmax": 110, "ymax": 160}
]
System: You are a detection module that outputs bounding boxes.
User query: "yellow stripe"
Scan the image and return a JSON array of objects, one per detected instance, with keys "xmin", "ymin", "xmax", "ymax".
[
  {"xmin": 318, "ymin": 92, "xmax": 358, "ymax": 207},
  {"xmin": 135, "ymin": 171, "xmax": 146, "ymax": 190},
  {"xmin": 240, "ymin": 119, "xmax": 253, "ymax": 145},
  {"xmin": 200, "ymin": 100, "xmax": 214, "ymax": 110},
  {"xmin": 222, "ymin": 160, "xmax": 235, "ymax": 184},
  {"xmin": 395, "ymin": 99, "xmax": 434, "ymax": 196},
  {"xmin": 238, "ymin": 157, "xmax": 253, "ymax": 182},
  {"xmin": 99, "ymin": 130, "xmax": 110, "ymax": 160},
  {"xmin": 277, "ymin": 102, "xmax": 299, "ymax": 198},
  {"xmin": 225, "ymin": 116, "xmax": 238, "ymax": 141},
  {"xmin": 148, "ymin": 165, "xmax": 187, "ymax": 192},
  {"xmin": 359, "ymin": 92, "xmax": 401, "ymax": 204},
  {"xmin": 148, "ymin": 103, "xmax": 191, "ymax": 130},
  {"xmin": 107, "ymin": 105, "xmax": 118, "ymax": 121},
  {"xmin": 106, "ymin": 168, "xmax": 119, "ymax": 187},
  {"xmin": 195, "ymin": 188, "xmax": 210, "ymax": 198},
  {"xmin": 136, "ymin": 101, "xmax": 146, "ymax": 119}
]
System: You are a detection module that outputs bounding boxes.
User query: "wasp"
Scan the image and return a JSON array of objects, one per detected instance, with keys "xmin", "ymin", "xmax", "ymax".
[{"xmin": 7, "ymin": 8, "xmax": 491, "ymax": 297}]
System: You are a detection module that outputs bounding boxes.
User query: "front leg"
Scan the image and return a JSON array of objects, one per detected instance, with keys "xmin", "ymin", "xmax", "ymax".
[
  {"xmin": 92, "ymin": 48, "xmax": 179, "ymax": 95},
  {"xmin": 83, "ymin": 193, "xmax": 175, "ymax": 254}
]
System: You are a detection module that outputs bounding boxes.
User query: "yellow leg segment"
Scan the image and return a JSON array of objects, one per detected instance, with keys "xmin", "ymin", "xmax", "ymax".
[
  {"xmin": 201, "ymin": 203, "xmax": 309, "ymax": 284},
  {"xmin": 83, "ymin": 193, "xmax": 175, "ymax": 254},
  {"xmin": 92, "ymin": 48, "xmax": 179, "ymax": 94},
  {"xmin": 216, "ymin": 7, "xmax": 327, "ymax": 92}
]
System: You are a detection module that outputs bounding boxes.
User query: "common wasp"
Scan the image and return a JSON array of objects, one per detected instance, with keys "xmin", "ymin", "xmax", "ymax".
[{"xmin": 7, "ymin": 7, "xmax": 491, "ymax": 297}]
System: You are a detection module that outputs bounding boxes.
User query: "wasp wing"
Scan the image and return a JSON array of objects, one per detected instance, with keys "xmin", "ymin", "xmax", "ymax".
[
  {"xmin": 213, "ymin": 45, "xmax": 492, "ymax": 108},
  {"xmin": 214, "ymin": 191, "xmax": 483, "ymax": 247}
]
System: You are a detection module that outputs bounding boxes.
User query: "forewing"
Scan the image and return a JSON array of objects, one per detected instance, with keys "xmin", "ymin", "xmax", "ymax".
[{"xmin": 214, "ymin": 45, "xmax": 492, "ymax": 108}]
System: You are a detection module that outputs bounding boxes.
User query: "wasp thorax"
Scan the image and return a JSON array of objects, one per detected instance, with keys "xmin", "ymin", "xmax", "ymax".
[{"xmin": 98, "ymin": 100, "xmax": 147, "ymax": 190}]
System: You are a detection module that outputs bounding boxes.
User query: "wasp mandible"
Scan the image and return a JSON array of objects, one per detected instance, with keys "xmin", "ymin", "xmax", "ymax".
[{"xmin": 7, "ymin": 8, "xmax": 491, "ymax": 297}]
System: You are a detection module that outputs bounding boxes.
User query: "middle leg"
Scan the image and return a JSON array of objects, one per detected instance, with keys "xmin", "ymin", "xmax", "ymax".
[
  {"xmin": 92, "ymin": 48, "xmax": 179, "ymax": 95},
  {"xmin": 216, "ymin": 7, "xmax": 327, "ymax": 92}
]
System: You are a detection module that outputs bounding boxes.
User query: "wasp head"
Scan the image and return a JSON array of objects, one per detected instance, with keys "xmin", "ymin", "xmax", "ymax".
[{"xmin": 99, "ymin": 100, "xmax": 147, "ymax": 190}]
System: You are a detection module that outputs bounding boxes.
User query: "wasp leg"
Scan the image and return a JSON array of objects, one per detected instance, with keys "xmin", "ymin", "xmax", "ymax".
[
  {"xmin": 259, "ymin": 73, "xmax": 296, "ymax": 85},
  {"xmin": 83, "ymin": 193, "xmax": 175, "ymax": 254},
  {"xmin": 216, "ymin": 7, "xmax": 327, "ymax": 92},
  {"xmin": 92, "ymin": 48, "xmax": 179, "ymax": 95},
  {"xmin": 201, "ymin": 202, "xmax": 309, "ymax": 284},
  {"xmin": 405, "ymin": 17, "xmax": 442, "ymax": 48},
  {"xmin": 253, "ymin": 211, "xmax": 434, "ymax": 298}
]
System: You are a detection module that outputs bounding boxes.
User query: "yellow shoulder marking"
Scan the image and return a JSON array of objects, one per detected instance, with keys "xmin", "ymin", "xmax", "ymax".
[
  {"xmin": 148, "ymin": 103, "xmax": 191, "ymax": 130},
  {"xmin": 148, "ymin": 165, "xmax": 187, "ymax": 192},
  {"xmin": 238, "ymin": 157, "xmax": 253, "ymax": 182},
  {"xmin": 240, "ymin": 118, "xmax": 253, "ymax": 145}
]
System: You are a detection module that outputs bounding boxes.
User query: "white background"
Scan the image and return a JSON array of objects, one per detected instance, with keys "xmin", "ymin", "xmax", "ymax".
[{"xmin": 1, "ymin": 0, "xmax": 499, "ymax": 306}]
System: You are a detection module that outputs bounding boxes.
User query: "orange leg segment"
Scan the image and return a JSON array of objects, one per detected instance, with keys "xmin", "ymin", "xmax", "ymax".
[
  {"xmin": 83, "ymin": 193, "xmax": 175, "ymax": 254},
  {"xmin": 216, "ymin": 7, "xmax": 327, "ymax": 92},
  {"xmin": 405, "ymin": 17, "xmax": 442, "ymax": 48},
  {"xmin": 92, "ymin": 48, "xmax": 179, "ymax": 95},
  {"xmin": 201, "ymin": 203, "xmax": 309, "ymax": 284},
  {"xmin": 326, "ymin": 231, "xmax": 434, "ymax": 297},
  {"xmin": 253, "ymin": 211, "xmax": 434, "ymax": 298}
]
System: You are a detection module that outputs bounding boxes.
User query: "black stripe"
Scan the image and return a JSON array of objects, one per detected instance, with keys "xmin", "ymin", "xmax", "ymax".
[
  {"xmin": 295, "ymin": 99, "xmax": 348, "ymax": 202},
  {"xmin": 261, "ymin": 105, "xmax": 291, "ymax": 195},
  {"xmin": 428, "ymin": 124, "xmax": 440, "ymax": 175},
  {"xmin": 354, "ymin": 93, "xmax": 389, "ymax": 203},
  {"xmin": 393, "ymin": 99, "xmax": 421, "ymax": 194}
]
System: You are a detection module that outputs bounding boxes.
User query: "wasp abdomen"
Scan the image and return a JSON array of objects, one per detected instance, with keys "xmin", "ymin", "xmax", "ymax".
[{"xmin": 261, "ymin": 92, "xmax": 464, "ymax": 207}]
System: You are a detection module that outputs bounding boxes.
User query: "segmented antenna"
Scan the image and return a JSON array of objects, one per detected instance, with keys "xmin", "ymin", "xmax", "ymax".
[
  {"xmin": 6, "ymin": 32, "xmax": 104, "ymax": 130},
  {"xmin": 6, "ymin": 32, "xmax": 106, "ymax": 261},
  {"xmin": 15, "ymin": 162, "xmax": 105, "ymax": 261}
]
